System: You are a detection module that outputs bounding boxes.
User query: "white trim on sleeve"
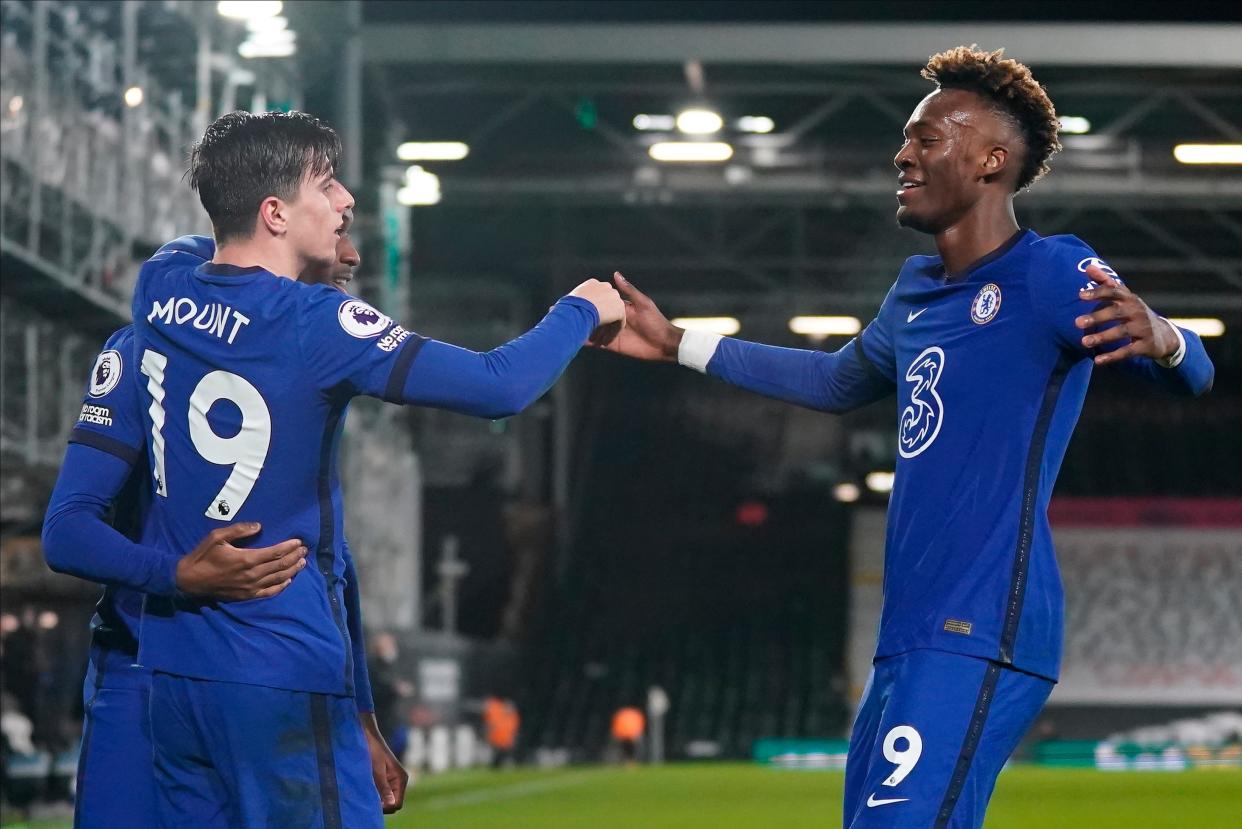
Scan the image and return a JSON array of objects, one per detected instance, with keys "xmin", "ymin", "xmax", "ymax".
[
  {"xmin": 677, "ymin": 330, "xmax": 724, "ymax": 374},
  {"xmin": 1155, "ymin": 318, "xmax": 1186, "ymax": 369}
]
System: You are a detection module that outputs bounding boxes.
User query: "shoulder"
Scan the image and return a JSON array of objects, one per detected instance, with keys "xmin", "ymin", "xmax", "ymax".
[
  {"xmin": 894, "ymin": 254, "xmax": 943, "ymax": 288},
  {"xmin": 1027, "ymin": 233, "xmax": 1107, "ymax": 276},
  {"xmin": 297, "ymin": 285, "xmax": 395, "ymax": 339},
  {"xmin": 102, "ymin": 324, "xmax": 136, "ymax": 351},
  {"xmin": 1026, "ymin": 232, "xmax": 1115, "ymax": 299},
  {"xmin": 900, "ymin": 253, "xmax": 942, "ymax": 274},
  {"xmin": 86, "ymin": 326, "xmax": 137, "ymax": 401},
  {"xmin": 153, "ymin": 235, "xmax": 216, "ymax": 262},
  {"xmin": 883, "ymin": 254, "xmax": 941, "ymax": 300},
  {"xmin": 138, "ymin": 238, "xmax": 213, "ymax": 289}
]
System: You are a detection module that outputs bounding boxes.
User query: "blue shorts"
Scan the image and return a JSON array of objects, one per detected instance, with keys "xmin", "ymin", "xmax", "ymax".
[
  {"xmin": 149, "ymin": 672, "xmax": 382, "ymax": 829},
  {"xmin": 844, "ymin": 649, "xmax": 1053, "ymax": 829},
  {"xmin": 76, "ymin": 647, "xmax": 157, "ymax": 829}
]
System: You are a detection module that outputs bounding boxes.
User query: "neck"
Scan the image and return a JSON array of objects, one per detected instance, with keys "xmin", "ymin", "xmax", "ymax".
[
  {"xmin": 933, "ymin": 196, "xmax": 1020, "ymax": 277},
  {"xmin": 213, "ymin": 236, "xmax": 299, "ymax": 279}
]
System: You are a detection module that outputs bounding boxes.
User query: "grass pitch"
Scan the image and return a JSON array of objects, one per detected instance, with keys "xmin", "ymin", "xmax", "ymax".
[
  {"xmin": 5, "ymin": 763, "xmax": 1238, "ymax": 828},
  {"xmin": 387, "ymin": 763, "xmax": 1242, "ymax": 829}
]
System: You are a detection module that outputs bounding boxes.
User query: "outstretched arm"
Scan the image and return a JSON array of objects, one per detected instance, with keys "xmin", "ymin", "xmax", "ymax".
[
  {"xmin": 598, "ymin": 273, "xmax": 895, "ymax": 413},
  {"xmin": 1075, "ymin": 265, "xmax": 1213, "ymax": 396},
  {"xmin": 305, "ymin": 279, "xmax": 625, "ymax": 419}
]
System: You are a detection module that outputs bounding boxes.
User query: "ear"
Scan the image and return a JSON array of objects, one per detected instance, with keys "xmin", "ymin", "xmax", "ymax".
[
  {"xmin": 257, "ymin": 195, "xmax": 287, "ymax": 238},
  {"xmin": 979, "ymin": 144, "xmax": 1011, "ymax": 184}
]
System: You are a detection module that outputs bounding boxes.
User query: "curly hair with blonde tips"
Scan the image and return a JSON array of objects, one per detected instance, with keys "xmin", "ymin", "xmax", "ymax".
[{"xmin": 922, "ymin": 45, "xmax": 1062, "ymax": 191}]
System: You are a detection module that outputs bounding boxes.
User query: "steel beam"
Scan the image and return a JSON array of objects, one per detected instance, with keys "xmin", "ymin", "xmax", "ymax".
[{"xmin": 362, "ymin": 23, "xmax": 1242, "ymax": 68}]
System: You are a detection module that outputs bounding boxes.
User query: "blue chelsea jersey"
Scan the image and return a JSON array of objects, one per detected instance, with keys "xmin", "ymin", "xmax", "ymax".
[
  {"xmin": 858, "ymin": 229, "xmax": 1182, "ymax": 680},
  {"xmin": 128, "ymin": 237, "xmax": 599, "ymax": 695},
  {"xmin": 130, "ymin": 246, "xmax": 426, "ymax": 695},
  {"xmin": 696, "ymin": 229, "xmax": 1209, "ymax": 681}
]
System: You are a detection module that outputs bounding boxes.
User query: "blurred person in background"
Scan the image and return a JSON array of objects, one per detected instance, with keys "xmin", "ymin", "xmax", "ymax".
[
  {"xmin": 484, "ymin": 696, "xmax": 520, "ymax": 769},
  {"xmin": 40, "ymin": 210, "xmax": 409, "ymax": 827},
  {"xmin": 368, "ymin": 631, "xmax": 416, "ymax": 758},
  {"xmin": 600, "ymin": 45, "xmax": 1213, "ymax": 829},
  {"xmin": 611, "ymin": 706, "xmax": 645, "ymax": 767}
]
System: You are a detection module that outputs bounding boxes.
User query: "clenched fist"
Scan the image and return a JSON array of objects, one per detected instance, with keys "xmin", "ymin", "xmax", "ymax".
[{"xmin": 570, "ymin": 278, "xmax": 627, "ymax": 327}]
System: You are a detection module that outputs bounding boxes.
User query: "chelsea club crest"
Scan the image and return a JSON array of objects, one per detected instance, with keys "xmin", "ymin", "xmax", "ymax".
[{"xmin": 970, "ymin": 283, "xmax": 1002, "ymax": 325}]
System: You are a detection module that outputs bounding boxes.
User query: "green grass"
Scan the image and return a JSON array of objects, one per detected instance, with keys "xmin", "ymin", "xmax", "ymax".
[
  {"xmin": 7, "ymin": 764, "xmax": 1239, "ymax": 828},
  {"xmin": 384, "ymin": 764, "xmax": 1242, "ymax": 829}
]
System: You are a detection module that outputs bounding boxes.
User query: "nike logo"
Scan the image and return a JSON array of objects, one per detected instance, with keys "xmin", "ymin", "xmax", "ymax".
[
  {"xmin": 907, "ymin": 308, "xmax": 927, "ymax": 323},
  {"xmin": 867, "ymin": 794, "xmax": 910, "ymax": 808}
]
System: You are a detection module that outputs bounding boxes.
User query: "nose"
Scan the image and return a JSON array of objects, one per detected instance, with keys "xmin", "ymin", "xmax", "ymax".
[
  {"xmin": 893, "ymin": 141, "xmax": 915, "ymax": 172},
  {"xmin": 337, "ymin": 183, "xmax": 356, "ymax": 213},
  {"xmin": 340, "ymin": 240, "xmax": 361, "ymax": 268}
]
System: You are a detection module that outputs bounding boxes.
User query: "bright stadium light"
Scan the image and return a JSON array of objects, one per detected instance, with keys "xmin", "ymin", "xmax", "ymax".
[
  {"xmin": 676, "ymin": 109, "xmax": 724, "ymax": 135},
  {"xmin": 1173, "ymin": 144, "xmax": 1242, "ymax": 165},
  {"xmin": 736, "ymin": 116, "xmax": 775, "ymax": 134},
  {"xmin": 833, "ymin": 483, "xmax": 861, "ymax": 503},
  {"xmin": 671, "ymin": 317, "xmax": 741, "ymax": 335},
  {"xmin": 245, "ymin": 15, "xmax": 288, "ymax": 34},
  {"xmin": 789, "ymin": 316, "xmax": 862, "ymax": 336},
  {"xmin": 244, "ymin": 27, "xmax": 295, "ymax": 45},
  {"xmin": 1058, "ymin": 115, "xmax": 1091, "ymax": 134},
  {"xmin": 124, "ymin": 86, "xmax": 144, "ymax": 108},
  {"xmin": 649, "ymin": 142, "xmax": 733, "ymax": 163},
  {"xmin": 239, "ymin": 38, "xmax": 296, "ymax": 58},
  {"xmin": 238, "ymin": 24, "xmax": 296, "ymax": 58},
  {"xmin": 217, "ymin": 1, "xmax": 282, "ymax": 20},
  {"xmin": 1168, "ymin": 318, "xmax": 1225, "ymax": 337},
  {"xmin": 865, "ymin": 471, "xmax": 895, "ymax": 493},
  {"xmin": 633, "ymin": 114, "xmax": 676, "ymax": 131},
  {"xmin": 397, "ymin": 142, "xmax": 470, "ymax": 161},
  {"xmin": 397, "ymin": 165, "xmax": 441, "ymax": 206}
]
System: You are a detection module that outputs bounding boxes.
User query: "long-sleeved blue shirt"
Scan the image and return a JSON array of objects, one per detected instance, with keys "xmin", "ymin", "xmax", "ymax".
[
  {"xmin": 43, "ymin": 319, "xmax": 385, "ymax": 705},
  {"xmin": 680, "ymin": 230, "xmax": 1213, "ymax": 681},
  {"xmin": 122, "ymin": 236, "xmax": 597, "ymax": 695}
]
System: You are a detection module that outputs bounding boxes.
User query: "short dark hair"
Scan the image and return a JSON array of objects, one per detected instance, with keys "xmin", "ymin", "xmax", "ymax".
[
  {"xmin": 188, "ymin": 110, "xmax": 342, "ymax": 243},
  {"xmin": 921, "ymin": 46, "xmax": 1062, "ymax": 191}
]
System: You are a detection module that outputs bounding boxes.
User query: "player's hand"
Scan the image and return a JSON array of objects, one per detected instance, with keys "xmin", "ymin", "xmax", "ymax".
[
  {"xmin": 1075, "ymin": 264, "xmax": 1180, "ymax": 366},
  {"xmin": 174, "ymin": 523, "xmax": 307, "ymax": 601},
  {"xmin": 590, "ymin": 272, "xmax": 684, "ymax": 362},
  {"xmin": 360, "ymin": 711, "xmax": 410, "ymax": 813},
  {"xmin": 569, "ymin": 278, "xmax": 627, "ymax": 328}
]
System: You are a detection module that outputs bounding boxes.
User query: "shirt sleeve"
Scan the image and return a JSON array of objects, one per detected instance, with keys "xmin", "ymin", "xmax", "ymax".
[
  {"xmin": 41, "ymin": 328, "xmax": 181, "ymax": 595},
  {"xmin": 677, "ymin": 284, "xmax": 898, "ymax": 413},
  {"xmin": 1028, "ymin": 237, "xmax": 1214, "ymax": 396},
  {"xmin": 66, "ymin": 327, "xmax": 147, "ymax": 461},
  {"xmin": 299, "ymin": 285, "xmax": 600, "ymax": 417},
  {"xmin": 1109, "ymin": 323, "xmax": 1214, "ymax": 396},
  {"xmin": 42, "ymin": 444, "xmax": 180, "ymax": 595},
  {"xmin": 341, "ymin": 541, "xmax": 375, "ymax": 713}
]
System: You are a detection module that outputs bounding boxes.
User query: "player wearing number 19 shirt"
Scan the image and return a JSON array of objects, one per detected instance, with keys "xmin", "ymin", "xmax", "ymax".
[
  {"xmin": 42, "ymin": 224, "xmax": 409, "ymax": 828},
  {"xmin": 601, "ymin": 48, "xmax": 1213, "ymax": 828},
  {"xmin": 128, "ymin": 111, "xmax": 622, "ymax": 829}
]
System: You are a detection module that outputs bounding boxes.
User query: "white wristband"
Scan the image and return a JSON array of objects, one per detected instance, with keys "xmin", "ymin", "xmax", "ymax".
[
  {"xmin": 1155, "ymin": 318, "xmax": 1186, "ymax": 369},
  {"xmin": 677, "ymin": 330, "xmax": 724, "ymax": 373}
]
